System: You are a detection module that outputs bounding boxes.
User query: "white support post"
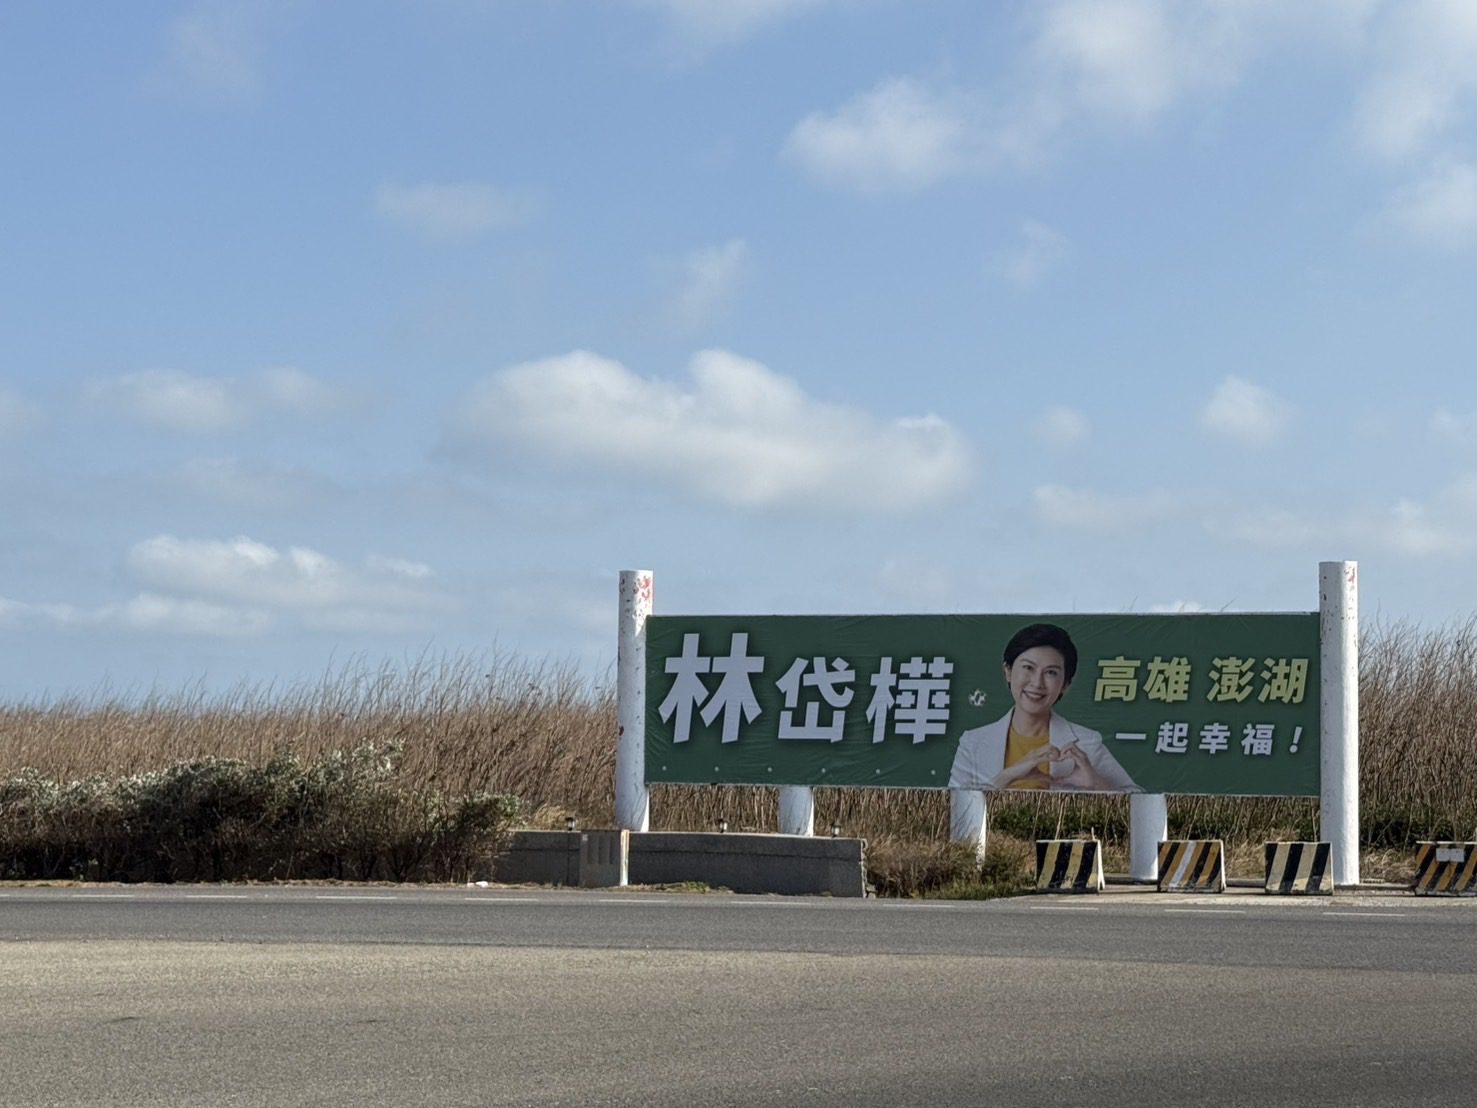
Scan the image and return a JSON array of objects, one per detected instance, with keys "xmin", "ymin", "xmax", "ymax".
[
  {"xmin": 778, "ymin": 786, "xmax": 815, "ymax": 836},
  {"xmin": 1129, "ymin": 793, "xmax": 1168, "ymax": 882},
  {"xmin": 1320, "ymin": 560, "xmax": 1360, "ymax": 887},
  {"xmin": 616, "ymin": 570, "xmax": 653, "ymax": 833},
  {"xmin": 949, "ymin": 789, "xmax": 987, "ymax": 863}
]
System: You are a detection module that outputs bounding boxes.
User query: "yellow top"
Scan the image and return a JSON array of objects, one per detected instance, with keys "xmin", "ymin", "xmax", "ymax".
[{"xmin": 1004, "ymin": 725, "xmax": 1051, "ymax": 790}]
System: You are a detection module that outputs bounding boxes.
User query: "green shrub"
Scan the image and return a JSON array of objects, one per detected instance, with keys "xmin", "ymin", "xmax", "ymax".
[{"xmin": 0, "ymin": 743, "xmax": 519, "ymax": 884}]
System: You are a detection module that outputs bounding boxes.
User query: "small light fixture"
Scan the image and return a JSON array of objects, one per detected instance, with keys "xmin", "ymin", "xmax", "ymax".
[
  {"xmin": 565, "ymin": 815, "xmax": 576, "ymax": 833},
  {"xmin": 830, "ymin": 822, "xmax": 841, "ymax": 838},
  {"xmin": 718, "ymin": 818, "xmax": 729, "ymax": 834}
]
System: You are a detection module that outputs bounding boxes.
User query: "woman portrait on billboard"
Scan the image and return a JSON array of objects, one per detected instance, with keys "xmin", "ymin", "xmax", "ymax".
[{"xmin": 947, "ymin": 622, "xmax": 1139, "ymax": 793}]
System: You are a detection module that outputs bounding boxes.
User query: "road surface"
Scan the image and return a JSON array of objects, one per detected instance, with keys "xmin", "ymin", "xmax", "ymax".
[{"xmin": 2, "ymin": 885, "xmax": 1472, "ymax": 1107}]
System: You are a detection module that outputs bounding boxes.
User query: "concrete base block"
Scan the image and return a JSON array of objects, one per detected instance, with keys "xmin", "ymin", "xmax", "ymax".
[
  {"xmin": 579, "ymin": 829, "xmax": 629, "ymax": 888},
  {"xmin": 628, "ymin": 832, "xmax": 866, "ymax": 897},
  {"xmin": 1035, "ymin": 838, "xmax": 1104, "ymax": 893},
  {"xmin": 1264, "ymin": 841, "xmax": 1333, "ymax": 895},
  {"xmin": 495, "ymin": 831, "xmax": 583, "ymax": 886},
  {"xmin": 1157, "ymin": 839, "xmax": 1226, "ymax": 893},
  {"xmin": 1413, "ymin": 841, "xmax": 1477, "ymax": 896},
  {"xmin": 492, "ymin": 830, "xmax": 867, "ymax": 896}
]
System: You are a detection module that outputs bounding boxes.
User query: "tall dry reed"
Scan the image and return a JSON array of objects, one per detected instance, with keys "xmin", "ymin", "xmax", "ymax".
[
  {"xmin": 1359, "ymin": 617, "xmax": 1477, "ymax": 842},
  {"xmin": 3, "ymin": 619, "xmax": 1476, "ymax": 846},
  {"xmin": 0, "ymin": 652, "xmax": 617, "ymax": 826}
]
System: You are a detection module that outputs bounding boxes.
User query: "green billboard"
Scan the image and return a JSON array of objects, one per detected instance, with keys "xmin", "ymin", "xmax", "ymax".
[{"xmin": 646, "ymin": 613, "xmax": 1319, "ymax": 797}]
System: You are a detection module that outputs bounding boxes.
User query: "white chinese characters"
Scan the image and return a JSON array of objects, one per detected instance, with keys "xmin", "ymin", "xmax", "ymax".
[
  {"xmin": 658, "ymin": 632, "xmax": 763, "ymax": 744},
  {"xmin": 657, "ymin": 635, "xmax": 953, "ymax": 746},
  {"xmin": 1113, "ymin": 719, "xmax": 1299, "ymax": 758},
  {"xmin": 867, "ymin": 656, "xmax": 954, "ymax": 744},
  {"xmin": 777, "ymin": 656, "xmax": 854, "ymax": 742}
]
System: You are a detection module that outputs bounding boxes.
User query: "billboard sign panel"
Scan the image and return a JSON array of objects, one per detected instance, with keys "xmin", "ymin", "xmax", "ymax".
[{"xmin": 645, "ymin": 613, "xmax": 1319, "ymax": 797}]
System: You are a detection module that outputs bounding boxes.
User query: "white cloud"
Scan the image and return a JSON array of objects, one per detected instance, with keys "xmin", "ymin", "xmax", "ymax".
[
  {"xmin": 1377, "ymin": 499, "xmax": 1464, "ymax": 556},
  {"xmin": 1433, "ymin": 407, "xmax": 1477, "ymax": 444},
  {"xmin": 374, "ymin": 182, "xmax": 538, "ymax": 241},
  {"xmin": 123, "ymin": 534, "xmax": 450, "ymax": 633},
  {"xmin": 632, "ymin": 0, "xmax": 828, "ymax": 50},
  {"xmin": 785, "ymin": 3, "xmax": 1206, "ymax": 192},
  {"xmin": 132, "ymin": 535, "xmax": 366, "ymax": 608},
  {"xmin": 1317, "ymin": 1, "xmax": 1477, "ymax": 251},
  {"xmin": 1200, "ymin": 375, "xmax": 1293, "ymax": 446},
  {"xmin": 1439, "ymin": 472, "xmax": 1477, "ymax": 510},
  {"xmin": 785, "ymin": 78, "xmax": 977, "ymax": 194},
  {"xmin": 366, "ymin": 554, "xmax": 435, "ymax": 580},
  {"xmin": 1032, "ymin": 405, "xmax": 1090, "ymax": 448},
  {"xmin": 163, "ymin": 2, "xmax": 269, "ymax": 103},
  {"xmin": 1219, "ymin": 477, "xmax": 1477, "ymax": 559},
  {"xmin": 454, "ymin": 349, "xmax": 972, "ymax": 511},
  {"xmin": 1353, "ymin": 0, "xmax": 1477, "ymax": 163},
  {"xmin": 87, "ymin": 367, "xmax": 342, "ymax": 433},
  {"xmin": 785, "ymin": 1, "xmax": 1379, "ymax": 193},
  {"xmin": 1035, "ymin": 0, "xmax": 1201, "ymax": 124},
  {"xmin": 1358, "ymin": 75, "xmax": 1457, "ymax": 165},
  {"xmin": 90, "ymin": 369, "xmax": 241, "ymax": 432},
  {"xmin": 1368, "ymin": 476, "xmax": 1477, "ymax": 556},
  {"xmin": 128, "ymin": 535, "xmax": 317, "ymax": 607},
  {"xmin": 1033, "ymin": 484, "xmax": 1174, "ymax": 531},
  {"xmin": 1385, "ymin": 158, "xmax": 1477, "ymax": 248},
  {"xmin": 1149, "ymin": 600, "xmax": 1207, "ymax": 613},
  {"xmin": 1035, "ymin": 0, "xmax": 1378, "ymax": 128},
  {"xmin": 254, "ymin": 365, "xmax": 340, "ymax": 415},
  {"xmin": 670, "ymin": 239, "xmax": 749, "ymax": 329},
  {"xmin": 111, "ymin": 593, "xmax": 272, "ymax": 636},
  {"xmin": 1000, "ymin": 220, "xmax": 1069, "ymax": 289},
  {"xmin": 0, "ymin": 592, "xmax": 270, "ymax": 637}
]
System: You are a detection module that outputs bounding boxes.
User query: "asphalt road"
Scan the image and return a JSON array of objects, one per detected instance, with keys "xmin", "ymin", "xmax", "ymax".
[{"xmin": 3, "ymin": 886, "xmax": 1474, "ymax": 1108}]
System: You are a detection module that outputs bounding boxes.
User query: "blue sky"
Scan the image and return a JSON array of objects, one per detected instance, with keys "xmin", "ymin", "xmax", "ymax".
[{"xmin": 3, "ymin": 0, "xmax": 1477, "ymax": 698}]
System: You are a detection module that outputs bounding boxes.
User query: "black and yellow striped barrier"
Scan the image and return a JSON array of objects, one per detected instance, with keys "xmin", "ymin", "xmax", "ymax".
[
  {"xmin": 1035, "ymin": 838, "xmax": 1104, "ymax": 893},
  {"xmin": 1413, "ymin": 841, "xmax": 1477, "ymax": 896},
  {"xmin": 1156, "ymin": 839, "xmax": 1225, "ymax": 892},
  {"xmin": 1263, "ymin": 841, "xmax": 1332, "ymax": 895}
]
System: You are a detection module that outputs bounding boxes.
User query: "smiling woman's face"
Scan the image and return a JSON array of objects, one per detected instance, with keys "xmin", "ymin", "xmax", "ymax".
[{"xmin": 1003, "ymin": 645, "xmax": 1069, "ymax": 717}]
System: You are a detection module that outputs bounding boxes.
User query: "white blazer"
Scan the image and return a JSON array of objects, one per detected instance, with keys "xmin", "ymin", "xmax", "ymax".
[{"xmin": 947, "ymin": 709, "xmax": 1139, "ymax": 792}]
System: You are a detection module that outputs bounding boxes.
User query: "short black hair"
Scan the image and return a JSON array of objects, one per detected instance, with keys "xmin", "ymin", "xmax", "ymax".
[{"xmin": 1002, "ymin": 623, "xmax": 1078, "ymax": 683}]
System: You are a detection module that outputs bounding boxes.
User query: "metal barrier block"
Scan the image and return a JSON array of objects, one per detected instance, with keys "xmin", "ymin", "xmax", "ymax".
[
  {"xmin": 1035, "ymin": 839, "xmax": 1104, "ymax": 893},
  {"xmin": 1412, "ymin": 842, "xmax": 1477, "ymax": 896},
  {"xmin": 1157, "ymin": 839, "xmax": 1225, "ymax": 892},
  {"xmin": 1264, "ymin": 841, "xmax": 1332, "ymax": 895}
]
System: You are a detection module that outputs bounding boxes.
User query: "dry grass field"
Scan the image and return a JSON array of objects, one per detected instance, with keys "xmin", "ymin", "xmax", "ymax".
[{"xmin": 2, "ymin": 620, "xmax": 1474, "ymax": 889}]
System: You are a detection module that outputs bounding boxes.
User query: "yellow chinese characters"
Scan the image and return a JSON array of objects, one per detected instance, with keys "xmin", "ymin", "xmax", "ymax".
[
  {"xmin": 1094, "ymin": 657, "xmax": 1140, "ymax": 702},
  {"xmin": 1258, "ymin": 658, "xmax": 1308, "ymax": 704},
  {"xmin": 1093, "ymin": 654, "xmax": 1310, "ymax": 704}
]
